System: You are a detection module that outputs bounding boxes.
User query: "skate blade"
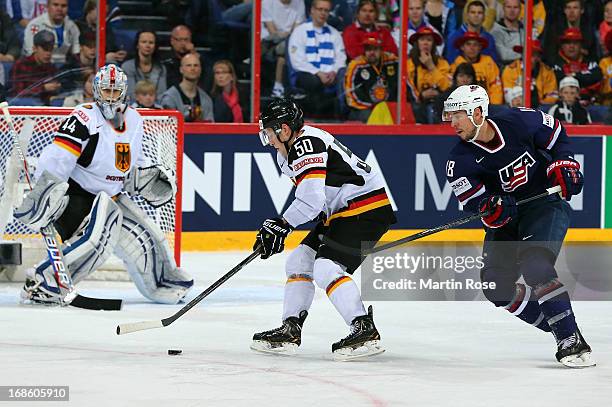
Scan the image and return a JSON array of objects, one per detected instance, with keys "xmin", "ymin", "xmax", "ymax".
[
  {"xmin": 560, "ymin": 351, "xmax": 596, "ymax": 368},
  {"xmin": 250, "ymin": 341, "xmax": 298, "ymax": 356},
  {"xmin": 333, "ymin": 340, "xmax": 385, "ymax": 361},
  {"xmin": 20, "ymin": 289, "xmax": 62, "ymax": 307}
]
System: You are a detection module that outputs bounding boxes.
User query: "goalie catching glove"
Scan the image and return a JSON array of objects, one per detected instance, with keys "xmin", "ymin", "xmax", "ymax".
[
  {"xmin": 124, "ymin": 164, "xmax": 177, "ymax": 208},
  {"xmin": 254, "ymin": 217, "xmax": 293, "ymax": 259},
  {"xmin": 14, "ymin": 171, "xmax": 69, "ymax": 231},
  {"xmin": 546, "ymin": 158, "xmax": 583, "ymax": 201}
]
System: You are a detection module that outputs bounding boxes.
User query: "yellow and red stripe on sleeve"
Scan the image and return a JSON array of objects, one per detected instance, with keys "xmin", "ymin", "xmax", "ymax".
[
  {"xmin": 326, "ymin": 276, "xmax": 351, "ymax": 296},
  {"xmin": 295, "ymin": 167, "xmax": 326, "ymax": 186},
  {"xmin": 53, "ymin": 135, "xmax": 82, "ymax": 156},
  {"xmin": 325, "ymin": 188, "xmax": 390, "ymax": 225}
]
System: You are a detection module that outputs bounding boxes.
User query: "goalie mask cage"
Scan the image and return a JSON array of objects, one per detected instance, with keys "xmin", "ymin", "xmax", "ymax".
[{"xmin": 0, "ymin": 107, "xmax": 183, "ymax": 280}]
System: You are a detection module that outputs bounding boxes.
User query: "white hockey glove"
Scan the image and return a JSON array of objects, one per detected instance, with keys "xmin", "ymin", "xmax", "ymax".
[
  {"xmin": 14, "ymin": 171, "xmax": 69, "ymax": 231},
  {"xmin": 124, "ymin": 165, "xmax": 177, "ymax": 208}
]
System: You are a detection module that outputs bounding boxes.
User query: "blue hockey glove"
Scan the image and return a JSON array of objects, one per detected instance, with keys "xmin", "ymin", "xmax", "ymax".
[
  {"xmin": 546, "ymin": 159, "xmax": 584, "ymax": 201},
  {"xmin": 479, "ymin": 195, "xmax": 517, "ymax": 228},
  {"xmin": 254, "ymin": 217, "xmax": 293, "ymax": 259}
]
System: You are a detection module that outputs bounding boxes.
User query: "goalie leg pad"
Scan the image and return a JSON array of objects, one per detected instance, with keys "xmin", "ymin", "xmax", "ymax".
[
  {"xmin": 113, "ymin": 194, "xmax": 193, "ymax": 304},
  {"xmin": 23, "ymin": 192, "xmax": 122, "ymax": 302}
]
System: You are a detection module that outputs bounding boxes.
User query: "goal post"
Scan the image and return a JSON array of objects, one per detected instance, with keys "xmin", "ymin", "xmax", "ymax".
[{"xmin": 0, "ymin": 107, "xmax": 184, "ymax": 280}]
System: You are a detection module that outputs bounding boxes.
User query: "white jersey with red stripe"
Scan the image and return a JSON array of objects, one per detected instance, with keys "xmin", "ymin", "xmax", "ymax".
[
  {"xmin": 445, "ymin": 107, "xmax": 575, "ymax": 213},
  {"xmin": 277, "ymin": 125, "xmax": 390, "ymax": 227},
  {"xmin": 35, "ymin": 103, "xmax": 146, "ymax": 196}
]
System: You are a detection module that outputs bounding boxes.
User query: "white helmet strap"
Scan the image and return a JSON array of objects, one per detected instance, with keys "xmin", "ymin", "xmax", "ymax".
[{"xmin": 467, "ymin": 113, "xmax": 486, "ymax": 143}]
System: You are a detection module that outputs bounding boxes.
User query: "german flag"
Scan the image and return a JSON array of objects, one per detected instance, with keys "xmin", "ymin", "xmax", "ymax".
[
  {"xmin": 53, "ymin": 135, "xmax": 82, "ymax": 156},
  {"xmin": 295, "ymin": 167, "xmax": 326, "ymax": 186},
  {"xmin": 326, "ymin": 276, "xmax": 351, "ymax": 296},
  {"xmin": 325, "ymin": 188, "xmax": 390, "ymax": 225}
]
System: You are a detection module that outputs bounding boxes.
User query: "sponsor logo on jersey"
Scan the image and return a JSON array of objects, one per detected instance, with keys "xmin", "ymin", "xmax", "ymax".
[
  {"xmin": 106, "ymin": 175, "xmax": 125, "ymax": 182},
  {"xmin": 82, "ymin": 104, "xmax": 93, "ymax": 109},
  {"xmin": 115, "ymin": 143, "xmax": 131, "ymax": 172},
  {"xmin": 450, "ymin": 177, "xmax": 472, "ymax": 196},
  {"xmin": 293, "ymin": 156, "xmax": 324, "ymax": 172},
  {"xmin": 498, "ymin": 151, "xmax": 536, "ymax": 192},
  {"xmin": 75, "ymin": 109, "xmax": 89, "ymax": 122}
]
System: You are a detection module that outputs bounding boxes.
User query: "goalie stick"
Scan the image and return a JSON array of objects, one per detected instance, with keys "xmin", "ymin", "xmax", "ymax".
[
  {"xmin": 116, "ymin": 247, "xmax": 261, "ymax": 335},
  {"xmin": 0, "ymin": 101, "xmax": 122, "ymax": 311},
  {"xmin": 321, "ymin": 185, "xmax": 563, "ymax": 257}
]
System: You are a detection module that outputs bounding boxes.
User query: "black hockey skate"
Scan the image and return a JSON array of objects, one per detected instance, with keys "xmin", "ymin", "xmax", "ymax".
[
  {"xmin": 332, "ymin": 305, "xmax": 384, "ymax": 361},
  {"xmin": 555, "ymin": 329, "xmax": 595, "ymax": 368},
  {"xmin": 250, "ymin": 310, "xmax": 308, "ymax": 355}
]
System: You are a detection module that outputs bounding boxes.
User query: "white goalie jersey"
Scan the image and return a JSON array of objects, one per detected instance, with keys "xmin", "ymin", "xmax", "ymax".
[
  {"xmin": 35, "ymin": 103, "xmax": 147, "ymax": 195},
  {"xmin": 278, "ymin": 125, "xmax": 391, "ymax": 227}
]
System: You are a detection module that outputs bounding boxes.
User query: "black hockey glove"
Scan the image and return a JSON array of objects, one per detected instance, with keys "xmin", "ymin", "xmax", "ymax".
[
  {"xmin": 546, "ymin": 159, "xmax": 584, "ymax": 201},
  {"xmin": 479, "ymin": 195, "xmax": 517, "ymax": 229},
  {"xmin": 254, "ymin": 217, "xmax": 293, "ymax": 259}
]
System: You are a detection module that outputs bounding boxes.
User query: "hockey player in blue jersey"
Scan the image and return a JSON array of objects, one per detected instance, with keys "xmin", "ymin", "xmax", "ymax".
[{"xmin": 442, "ymin": 85, "xmax": 594, "ymax": 368}]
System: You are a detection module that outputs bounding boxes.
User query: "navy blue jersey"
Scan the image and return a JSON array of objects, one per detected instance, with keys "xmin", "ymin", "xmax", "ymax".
[{"xmin": 446, "ymin": 107, "xmax": 575, "ymax": 213}]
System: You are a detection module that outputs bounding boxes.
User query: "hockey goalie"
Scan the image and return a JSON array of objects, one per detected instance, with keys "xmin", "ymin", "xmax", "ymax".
[{"xmin": 14, "ymin": 64, "xmax": 193, "ymax": 305}]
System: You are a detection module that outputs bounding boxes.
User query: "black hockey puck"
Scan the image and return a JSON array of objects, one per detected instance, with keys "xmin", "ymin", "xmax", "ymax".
[{"xmin": 168, "ymin": 349, "xmax": 182, "ymax": 355}]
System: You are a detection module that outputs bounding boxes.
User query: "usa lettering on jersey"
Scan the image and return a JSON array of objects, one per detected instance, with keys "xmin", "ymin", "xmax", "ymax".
[{"xmin": 498, "ymin": 152, "xmax": 536, "ymax": 192}]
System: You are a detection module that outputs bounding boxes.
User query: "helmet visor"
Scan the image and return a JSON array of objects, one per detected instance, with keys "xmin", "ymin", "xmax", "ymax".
[
  {"xmin": 258, "ymin": 120, "xmax": 270, "ymax": 146},
  {"xmin": 442, "ymin": 100, "xmax": 464, "ymax": 122}
]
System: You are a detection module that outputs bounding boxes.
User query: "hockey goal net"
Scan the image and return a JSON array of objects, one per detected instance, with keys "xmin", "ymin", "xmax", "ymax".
[{"xmin": 0, "ymin": 107, "xmax": 183, "ymax": 281}]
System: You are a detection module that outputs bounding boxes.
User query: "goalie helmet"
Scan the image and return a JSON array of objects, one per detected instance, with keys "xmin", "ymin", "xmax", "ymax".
[
  {"xmin": 93, "ymin": 64, "xmax": 128, "ymax": 120},
  {"xmin": 442, "ymin": 84, "xmax": 489, "ymax": 122},
  {"xmin": 258, "ymin": 98, "xmax": 304, "ymax": 146}
]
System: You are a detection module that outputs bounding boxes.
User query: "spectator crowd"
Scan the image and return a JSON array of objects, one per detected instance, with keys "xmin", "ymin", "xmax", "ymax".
[{"xmin": 0, "ymin": 0, "xmax": 610, "ymax": 125}]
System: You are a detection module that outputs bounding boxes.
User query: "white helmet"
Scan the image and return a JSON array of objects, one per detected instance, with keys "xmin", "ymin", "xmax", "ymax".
[
  {"xmin": 442, "ymin": 84, "xmax": 489, "ymax": 121},
  {"xmin": 93, "ymin": 64, "xmax": 128, "ymax": 120},
  {"xmin": 442, "ymin": 84, "xmax": 489, "ymax": 142}
]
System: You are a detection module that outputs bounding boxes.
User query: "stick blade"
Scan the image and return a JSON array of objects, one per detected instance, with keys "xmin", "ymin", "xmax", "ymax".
[{"xmin": 116, "ymin": 320, "xmax": 164, "ymax": 335}]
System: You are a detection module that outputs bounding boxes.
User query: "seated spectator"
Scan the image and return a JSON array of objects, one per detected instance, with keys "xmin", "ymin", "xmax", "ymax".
[
  {"xmin": 161, "ymin": 53, "xmax": 214, "ymax": 122},
  {"xmin": 503, "ymin": 40, "xmax": 558, "ymax": 106},
  {"xmin": 407, "ymin": 26, "xmax": 451, "ymax": 123},
  {"xmin": 433, "ymin": 62, "xmax": 476, "ymax": 122},
  {"xmin": 397, "ymin": 0, "xmax": 443, "ymax": 55},
  {"xmin": 63, "ymin": 69, "xmax": 94, "ymax": 106},
  {"xmin": 131, "ymin": 80, "xmax": 163, "ymax": 109},
  {"xmin": 342, "ymin": 0, "xmax": 397, "ymax": 61},
  {"xmin": 61, "ymin": 29, "xmax": 96, "ymax": 91},
  {"xmin": 344, "ymin": 33, "xmax": 398, "ymax": 122},
  {"xmin": 211, "ymin": 60, "xmax": 244, "ymax": 123},
  {"xmin": 0, "ymin": 9, "xmax": 21, "ymax": 62},
  {"xmin": 76, "ymin": 0, "xmax": 127, "ymax": 64},
  {"xmin": 288, "ymin": 0, "xmax": 346, "ymax": 116},
  {"xmin": 548, "ymin": 76, "xmax": 592, "ymax": 124},
  {"xmin": 490, "ymin": 0, "xmax": 523, "ymax": 66},
  {"xmin": 445, "ymin": 0, "xmax": 498, "ymax": 64},
  {"xmin": 222, "ymin": 0, "xmax": 253, "ymax": 25},
  {"xmin": 602, "ymin": 1, "xmax": 612, "ymax": 54},
  {"xmin": 11, "ymin": 30, "xmax": 60, "ymax": 104},
  {"xmin": 162, "ymin": 25, "xmax": 209, "ymax": 90},
  {"xmin": 542, "ymin": 0, "xmax": 601, "ymax": 64},
  {"xmin": 262, "ymin": 0, "xmax": 305, "ymax": 97},
  {"xmin": 23, "ymin": 0, "xmax": 79, "ymax": 64},
  {"xmin": 450, "ymin": 31, "xmax": 503, "ymax": 104},
  {"xmin": 599, "ymin": 31, "xmax": 612, "ymax": 106},
  {"xmin": 6, "ymin": 0, "xmax": 47, "ymax": 29},
  {"xmin": 551, "ymin": 28, "xmax": 603, "ymax": 105},
  {"xmin": 504, "ymin": 85, "xmax": 522, "ymax": 107},
  {"xmin": 121, "ymin": 30, "xmax": 167, "ymax": 103}
]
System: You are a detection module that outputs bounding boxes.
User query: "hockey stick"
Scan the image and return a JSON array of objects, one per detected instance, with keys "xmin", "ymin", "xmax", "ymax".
[
  {"xmin": 0, "ymin": 102, "xmax": 122, "ymax": 311},
  {"xmin": 116, "ymin": 247, "xmax": 262, "ymax": 335},
  {"xmin": 321, "ymin": 185, "xmax": 563, "ymax": 257}
]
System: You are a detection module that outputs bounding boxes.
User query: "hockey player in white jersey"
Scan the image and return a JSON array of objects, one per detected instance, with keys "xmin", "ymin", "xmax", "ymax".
[
  {"xmin": 251, "ymin": 99, "xmax": 396, "ymax": 360},
  {"xmin": 15, "ymin": 64, "xmax": 193, "ymax": 305}
]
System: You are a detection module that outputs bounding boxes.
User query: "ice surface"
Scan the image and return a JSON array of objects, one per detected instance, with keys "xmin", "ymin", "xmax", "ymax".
[{"xmin": 1, "ymin": 251, "xmax": 611, "ymax": 407}]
